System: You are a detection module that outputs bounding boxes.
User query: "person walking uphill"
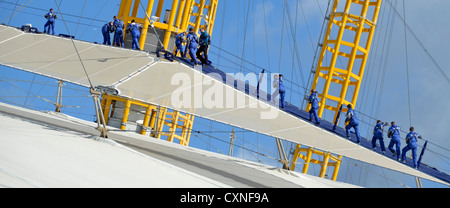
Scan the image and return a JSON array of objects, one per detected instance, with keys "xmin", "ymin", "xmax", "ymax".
[
  {"xmin": 401, "ymin": 127, "xmax": 422, "ymax": 168},
  {"xmin": 278, "ymin": 74, "xmax": 286, "ymax": 109},
  {"xmin": 371, "ymin": 120, "xmax": 388, "ymax": 154},
  {"xmin": 196, "ymin": 28, "xmax": 210, "ymax": 66},
  {"xmin": 271, "ymin": 74, "xmax": 286, "ymax": 109},
  {"xmin": 308, "ymin": 89, "xmax": 320, "ymax": 125},
  {"xmin": 345, "ymin": 104, "xmax": 362, "ymax": 143},
  {"xmin": 44, "ymin": 8, "xmax": 57, "ymax": 35},
  {"xmin": 387, "ymin": 121, "xmax": 402, "ymax": 161}
]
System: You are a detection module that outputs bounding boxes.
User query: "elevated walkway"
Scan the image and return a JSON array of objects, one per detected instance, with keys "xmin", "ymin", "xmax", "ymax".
[
  {"xmin": 0, "ymin": 24, "xmax": 448, "ymax": 185},
  {"xmin": 175, "ymin": 55, "xmax": 450, "ymax": 186}
]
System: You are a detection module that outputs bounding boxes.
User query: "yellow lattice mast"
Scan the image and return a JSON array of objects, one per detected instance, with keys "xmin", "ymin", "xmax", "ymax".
[
  {"xmin": 291, "ymin": 0, "xmax": 382, "ymax": 181},
  {"xmin": 308, "ymin": 0, "xmax": 382, "ymax": 122},
  {"xmin": 117, "ymin": 0, "xmax": 218, "ymax": 51}
]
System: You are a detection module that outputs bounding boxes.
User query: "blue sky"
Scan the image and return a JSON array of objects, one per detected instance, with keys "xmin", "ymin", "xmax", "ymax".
[{"xmin": 0, "ymin": 0, "xmax": 449, "ymax": 187}]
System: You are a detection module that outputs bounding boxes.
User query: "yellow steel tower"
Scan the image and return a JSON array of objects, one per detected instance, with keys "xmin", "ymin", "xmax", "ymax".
[
  {"xmin": 308, "ymin": 0, "xmax": 382, "ymax": 122},
  {"xmin": 117, "ymin": 0, "xmax": 218, "ymax": 51}
]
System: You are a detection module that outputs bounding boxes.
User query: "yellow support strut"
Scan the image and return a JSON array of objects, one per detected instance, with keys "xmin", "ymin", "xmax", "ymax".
[
  {"xmin": 101, "ymin": 94, "xmax": 195, "ymax": 146},
  {"xmin": 117, "ymin": 0, "xmax": 219, "ymax": 51},
  {"xmin": 290, "ymin": 144, "xmax": 342, "ymax": 181},
  {"xmin": 308, "ymin": 0, "xmax": 382, "ymax": 123}
]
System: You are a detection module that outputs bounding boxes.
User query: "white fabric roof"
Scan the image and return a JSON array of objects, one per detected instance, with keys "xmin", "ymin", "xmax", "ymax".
[
  {"xmin": 0, "ymin": 102, "xmax": 359, "ymax": 188},
  {"xmin": 0, "ymin": 25, "xmax": 447, "ymax": 185},
  {"xmin": 0, "ymin": 110, "xmax": 229, "ymax": 188}
]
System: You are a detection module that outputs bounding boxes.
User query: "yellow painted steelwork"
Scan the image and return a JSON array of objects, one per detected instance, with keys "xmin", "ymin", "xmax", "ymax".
[
  {"xmin": 290, "ymin": 144, "xmax": 342, "ymax": 181},
  {"xmin": 293, "ymin": 0, "xmax": 381, "ymax": 182},
  {"xmin": 108, "ymin": 0, "xmax": 217, "ymax": 146},
  {"xmin": 121, "ymin": 99, "xmax": 132, "ymax": 130},
  {"xmin": 117, "ymin": 0, "xmax": 218, "ymax": 51},
  {"xmin": 101, "ymin": 94, "xmax": 195, "ymax": 146},
  {"xmin": 308, "ymin": 0, "xmax": 382, "ymax": 123},
  {"xmin": 157, "ymin": 110, "xmax": 195, "ymax": 146}
]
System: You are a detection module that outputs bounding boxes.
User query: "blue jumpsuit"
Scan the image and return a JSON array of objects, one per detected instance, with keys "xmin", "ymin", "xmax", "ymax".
[
  {"xmin": 44, "ymin": 11, "xmax": 56, "ymax": 35},
  {"xmin": 308, "ymin": 92, "xmax": 320, "ymax": 124},
  {"xmin": 272, "ymin": 79, "xmax": 279, "ymax": 103},
  {"xmin": 371, "ymin": 122, "xmax": 386, "ymax": 153},
  {"xmin": 113, "ymin": 19, "xmax": 124, "ymax": 47},
  {"xmin": 127, "ymin": 23, "xmax": 141, "ymax": 50},
  {"xmin": 345, "ymin": 108, "xmax": 362, "ymax": 143},
  {"xmin": 186, "ymin": 32, "xmax": 199, "ymax": 65},
  {"xmin": 175, "ymin": 33, "xmax": 186, "ymax": 58},
  {"xmin": 102, "ymin": 23, "xmax": 112, "ymax": 45},
  {"xmin": 196, "ymin": 31, "xmax": 210, "ymax": 65},
  {"xmin": 278, "ymin": 77, "xmax": 286, "ymax": 109},
  {"xmin": 401, "ymin": 131, "xmax": 420, "ymax": 168},
  {"xmin": 387, "ymin": 125, "xmax": 401, "ymax": 159}
]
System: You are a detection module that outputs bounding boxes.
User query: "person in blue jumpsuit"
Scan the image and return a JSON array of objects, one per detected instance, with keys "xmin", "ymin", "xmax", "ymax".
[
  {"xmin": 271, "ymin": 74, "xmax": 286, "ymax": 109},
  {"xmin": 345, "ymin": 104, "xmax": 362, "ymax": 143},
  {"xmin": 113, "ymin": 16, "xmax": 124, "ymax": 47},
  {"xmin": 308, "ymin": 89, "xmax": 320, "ymax": 124},
  {"xmin": 186, "ymin": 27, "xmax": 199, "ymax": 65},
  {"xmin": 278, "ymin": 74, "xmax": 286, "ymax": 109},
  {"xmin": 44, "ymin": 8, "xmax": 57, "ymax": 35},
  {"xmin": 196, "ymin": 28, "xmax": 210, "ymax": 66},
  {"xmin": 126, "ymin": 20, "xmax": 142, "ymax": 50},
  {"xmin": 387, "ymin": 121, "xmax": 401, "ymax": 160},
  {"xmin": 401, "ymin": 127, "xmax": 422, "ymax": 168},
  {"xmin": 272, "ymin": 74, "xmax": 280, "ymax": 104},
  {"xmin": 371, "ymin": 120, "xmax": 387, "ymax": 154},
  {"xmin": 102, "ymin": 22, "xmax": 113, "ymax": 45},
  {"xmin": 175, "ymin": 31, "xmax": 186, "ymax": 58}
]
